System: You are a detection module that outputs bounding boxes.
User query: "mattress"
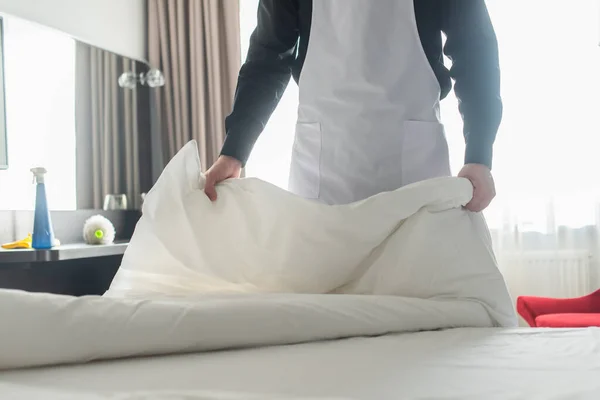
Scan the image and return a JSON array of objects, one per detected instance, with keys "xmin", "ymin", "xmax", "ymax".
[{"xmin": 2, "ymin": 327, "xmax": 600, "ymax": 400}]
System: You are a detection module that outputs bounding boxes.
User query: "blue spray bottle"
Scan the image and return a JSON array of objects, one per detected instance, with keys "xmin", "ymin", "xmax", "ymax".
[{"xmin": 31, "ymin": 167, "xmax": 55, "ymax": 249}]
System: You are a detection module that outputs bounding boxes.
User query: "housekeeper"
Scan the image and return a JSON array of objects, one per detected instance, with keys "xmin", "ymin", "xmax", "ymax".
[{"xmin": 205, "ymin": 0, "xmax": 501, "ymax": 212}]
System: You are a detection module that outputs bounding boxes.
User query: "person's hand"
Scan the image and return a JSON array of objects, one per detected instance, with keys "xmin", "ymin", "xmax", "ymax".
[
  {"xmin": 458, "ymin": 163, "xmax": 496, "ymax": 212},
  {"xmin": 204, "ymin": 155, "xmax": 242, "ymax": 201}
]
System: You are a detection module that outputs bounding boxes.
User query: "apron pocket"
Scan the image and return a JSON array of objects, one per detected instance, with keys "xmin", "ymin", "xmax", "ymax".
[
  {"xmin": 288, "ymin": 122, "xmax": 322, "ymax": 199},
  {"xmin": 401, "ymin": 120, "xmax": 451, "ymax": 186}
]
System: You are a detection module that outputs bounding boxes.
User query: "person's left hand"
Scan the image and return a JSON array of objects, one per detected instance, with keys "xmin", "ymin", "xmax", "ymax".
[{"xmin": 458, "ymin": 164, "xmax": 496, "ymax": 212}]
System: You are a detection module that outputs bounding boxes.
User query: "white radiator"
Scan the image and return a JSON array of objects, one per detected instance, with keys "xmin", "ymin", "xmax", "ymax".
[{"xmin": 498, "ymin": 250, "xmax": 593, "ymax": 300}]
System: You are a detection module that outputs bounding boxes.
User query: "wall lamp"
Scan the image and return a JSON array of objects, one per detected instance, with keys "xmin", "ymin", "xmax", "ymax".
[{"xmin": 118, "ymin": 68, "xmax": 165, "ymax": 89}]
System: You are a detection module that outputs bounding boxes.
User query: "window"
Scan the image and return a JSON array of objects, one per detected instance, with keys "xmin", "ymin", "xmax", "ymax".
[
  {"xmin": 478, "ymin": 0, "xmax": 600, "ymax": 231},
  {"xmin": 0, "ymin": 16, "xmax": 76, "ymax": 210},
  {"xmin": 240, "ymin": 0, "xmax": 299, "ymax": 189}
]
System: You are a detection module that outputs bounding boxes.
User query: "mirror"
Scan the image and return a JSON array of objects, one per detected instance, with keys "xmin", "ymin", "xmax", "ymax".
[
  {"xmin": 0, "ymin": 12, "xmax": 151, "ymax": 211},
  {"xmin": 0, "ymin": 0, "xmax": 149, "ymax": 208}
]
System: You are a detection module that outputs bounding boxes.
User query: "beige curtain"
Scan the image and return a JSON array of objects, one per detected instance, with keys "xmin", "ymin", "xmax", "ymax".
[
  {"xmin": 148, "ymin": 0, "xmax": 241, "ymax": 170},
  {"xmin": 75, "ymin": 42, "xmax": 153, "ymax": 210}
]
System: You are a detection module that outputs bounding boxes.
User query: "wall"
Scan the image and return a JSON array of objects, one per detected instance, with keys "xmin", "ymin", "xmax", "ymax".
[{"xmin": 0, "ymin": 0, "xmax": 146, "ymax": 62}]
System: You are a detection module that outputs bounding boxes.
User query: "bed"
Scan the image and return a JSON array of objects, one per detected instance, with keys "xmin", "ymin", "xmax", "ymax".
[
  {"xmin": 2, "ymin": 326, "xmax": 599, "ymax": 399},
  {"xmin": 1, "ymin": 141, "xmax": 598, "ymax": 399}
]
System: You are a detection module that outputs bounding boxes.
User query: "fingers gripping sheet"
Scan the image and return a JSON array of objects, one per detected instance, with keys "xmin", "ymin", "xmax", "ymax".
[{"xmin": 106, "ymin": 141, "xmax": 515, "ymax": 327}]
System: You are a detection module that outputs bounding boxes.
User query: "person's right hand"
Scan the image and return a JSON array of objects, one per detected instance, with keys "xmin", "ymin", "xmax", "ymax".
[{"xmin": 204, "ymin": 155, "xmax": 242, "ymax": 201}]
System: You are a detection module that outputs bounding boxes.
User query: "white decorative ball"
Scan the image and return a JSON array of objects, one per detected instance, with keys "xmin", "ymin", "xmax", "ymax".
[{"xmin": 83, "ymin": 215, "xmax": 116, "ymax": 245}]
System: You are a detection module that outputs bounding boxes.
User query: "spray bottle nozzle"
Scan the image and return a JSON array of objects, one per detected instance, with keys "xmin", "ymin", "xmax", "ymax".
[{"xmin": 31, "ymin": 167, "xmax": 47, "ymax": 184}]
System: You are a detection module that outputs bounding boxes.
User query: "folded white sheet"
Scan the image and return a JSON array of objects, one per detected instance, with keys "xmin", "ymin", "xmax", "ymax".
[
  {"xmin": 0, "ymin": 141, "xmax": 517, "ymax": 370},
  {"xmin": 0, "ymin": 290, "xmax": 492, "ymax": 370}
]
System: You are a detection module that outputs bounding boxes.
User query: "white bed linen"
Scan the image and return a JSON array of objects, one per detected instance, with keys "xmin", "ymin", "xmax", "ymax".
[
  {"xmin": 107, "ymin": 141, "xmax": 516, "ymax": 328},
  {"xmin": 0, "ymin": 141, "xmax": 519, "ymax": 370},
  {"xmin": 0, "ymin": 290, "xmax": 492, "ymax": 370},
  {"xmin": 2, "ymin": 328, "xmax": 600, "ymax": 400}
]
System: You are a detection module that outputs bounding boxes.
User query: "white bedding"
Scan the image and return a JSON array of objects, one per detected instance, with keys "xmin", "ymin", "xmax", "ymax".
[
  {"xmin": 2, "ymin": 328, "xmax": 600, "ymax": 400},
  {"xmin": 0, "ymin": 140, "xmax": 596, "ymax": 398},
  {"xmin": 107, "ymin": 141, "xmax": 515, "ymax": 333},
  {"xmin": 0, "ymin": 141, "xmax": 519, "ymax": 371}
]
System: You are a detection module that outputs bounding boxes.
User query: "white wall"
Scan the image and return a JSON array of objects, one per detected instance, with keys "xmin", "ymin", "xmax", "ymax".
[{"xmin": 0, "ymin": 0, "xmax": 146, "ymax": 62}]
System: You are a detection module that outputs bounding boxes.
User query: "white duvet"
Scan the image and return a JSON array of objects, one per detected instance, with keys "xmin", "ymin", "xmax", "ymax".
[{"xmin": 0, "ymin": 141, "xmax": 516, "ymax": 371}]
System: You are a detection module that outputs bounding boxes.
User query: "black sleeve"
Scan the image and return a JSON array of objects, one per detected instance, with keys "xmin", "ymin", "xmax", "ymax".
[
  {"xmin": 440, "ymin": 0, "xmax": 502, "ymax": 169},
  {"xmin": 220, "ymin": 0, "xmax": 299, "ymax": 166}
]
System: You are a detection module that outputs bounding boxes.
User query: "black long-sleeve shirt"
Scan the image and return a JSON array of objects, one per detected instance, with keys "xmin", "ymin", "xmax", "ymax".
[{"xmin": 221, "ymin": 0, "xmax": 502, "ymax": 169}]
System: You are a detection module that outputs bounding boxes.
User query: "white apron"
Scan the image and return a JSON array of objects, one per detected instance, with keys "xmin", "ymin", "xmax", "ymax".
[{"xmin": 288, "ymin": 0, "xmax": 451, "ymax": 205}]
